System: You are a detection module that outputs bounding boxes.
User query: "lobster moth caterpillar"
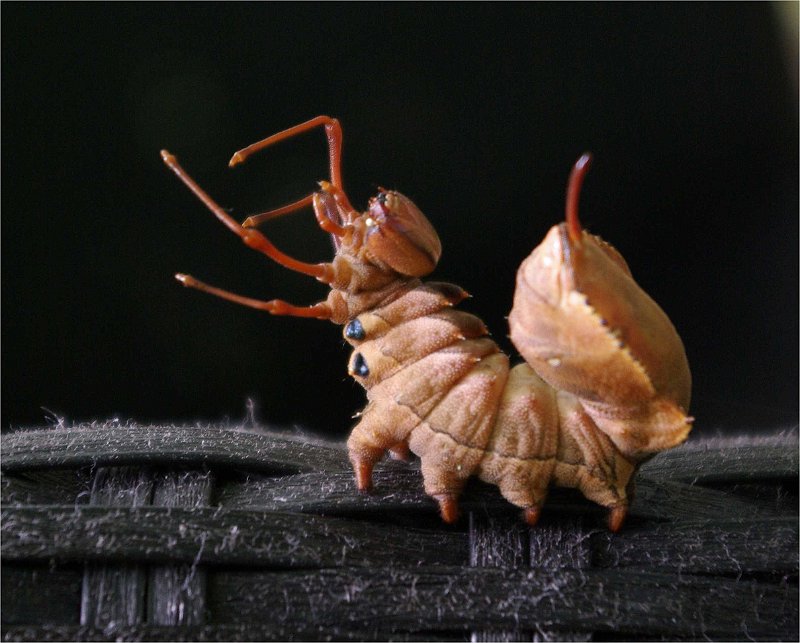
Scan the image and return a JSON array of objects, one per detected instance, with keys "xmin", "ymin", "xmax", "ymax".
[{"xmin": 163, "ymin": 118, "xmax": 692, "ymax": 531}]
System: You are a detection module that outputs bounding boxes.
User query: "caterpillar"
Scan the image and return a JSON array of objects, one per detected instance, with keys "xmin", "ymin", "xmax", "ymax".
[{"xmin": 162, "ymin": 116, "xmax": 692, "ymax": 531}]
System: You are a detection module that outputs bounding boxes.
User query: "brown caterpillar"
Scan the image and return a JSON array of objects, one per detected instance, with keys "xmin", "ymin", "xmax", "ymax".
[{"xmin": 162, "ymin": 116, "xmax": 692, "ymax": 531}]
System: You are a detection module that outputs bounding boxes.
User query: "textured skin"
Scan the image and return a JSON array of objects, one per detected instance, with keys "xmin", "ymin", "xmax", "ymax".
[
  {"xmin": 508, "ymin": 225, "xmax": 692, "ymax": 460},
  {"xmin": 343, "ymin": 280, "xmax": 648, "ymax": 517},
  {"xmin": 340, "ymin": 201, "xmax": 691, "ymax": 524}
]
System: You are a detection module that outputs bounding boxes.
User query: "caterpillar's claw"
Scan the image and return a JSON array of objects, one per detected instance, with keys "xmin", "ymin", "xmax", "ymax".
[
  {"xmin": 608, "ymin": 505, "xmax": 628, "ymax": 532},
  {"xmin": 352, "ymin": 458, "xmax": 375, "ymax": 493},
  {"xmin": 433, "ymin": 493, "xmax": 460, "ymax": 524},
  {"xmin": 523, "ymin": 506, "xmax": 542, "ymax": 527}
]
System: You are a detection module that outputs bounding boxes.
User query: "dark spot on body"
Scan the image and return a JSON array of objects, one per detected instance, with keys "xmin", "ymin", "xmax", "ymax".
[
  {"xmin": 345, "ymin": 319, "xmax": 366, "ymax": 340},
  {"xmin": 353, "ymin": 353, "xmax": 369, "ymax": 377}
]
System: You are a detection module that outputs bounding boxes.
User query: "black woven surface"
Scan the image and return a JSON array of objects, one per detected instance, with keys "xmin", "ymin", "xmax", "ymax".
[{"xmin": 1, "ymin": 423, "xmax": 798, "ymax": 641}]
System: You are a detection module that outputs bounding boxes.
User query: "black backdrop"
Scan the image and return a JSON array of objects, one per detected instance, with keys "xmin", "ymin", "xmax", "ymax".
[{"xmin": 3, "ymin": 3, "xmax": 797, "ymax": 437}]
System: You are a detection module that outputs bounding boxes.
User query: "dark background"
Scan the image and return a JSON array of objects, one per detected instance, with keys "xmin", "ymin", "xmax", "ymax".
[{"xmin": 3, "ymin": 3, "xmax": 797, "ymax": 437}]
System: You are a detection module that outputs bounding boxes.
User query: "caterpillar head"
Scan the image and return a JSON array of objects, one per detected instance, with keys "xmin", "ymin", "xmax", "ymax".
[{"xmin": 362, "ymin": 190, "xmax": 442, "ymax": 277}]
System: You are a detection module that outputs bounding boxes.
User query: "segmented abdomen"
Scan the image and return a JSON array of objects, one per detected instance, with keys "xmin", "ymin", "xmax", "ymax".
[{"xmin": 345, "ymin": 281, "xmax": 636, "ymax": 514}]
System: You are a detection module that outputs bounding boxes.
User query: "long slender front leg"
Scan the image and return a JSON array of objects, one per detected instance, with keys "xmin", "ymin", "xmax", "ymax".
[
  {"xmin": 175, "ymin": 274, "xmax": 333, "ymax": 319},
  {"xmin": 241, "ymin": 191, "xmax": 352, "ymax": 238},
  {"xmin": 241, "ymin": 194, "xmax": 315, "ymax": 229},
  {"xmin": 227, "ymin": 115, "xmax": 354, "ymax": 213},
  {"xmin": 161, "ymin": 150, "xmax": 333, "ymax": 283}
]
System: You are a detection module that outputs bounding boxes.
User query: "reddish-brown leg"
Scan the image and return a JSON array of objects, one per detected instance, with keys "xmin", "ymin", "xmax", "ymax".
[
  {"xmin": 175, "ymin": 274, "xmax": 333, "ymax": 319},
  {"xmin": 433, "ymin": 494, "xmax": 460, "ymax": 524},
  {"xmin": 242, "ymin": 194, "xmax": 316, "ymax": 228},
  {"xmin": 242, "ymin": 191, "xmax": 353, "ymax": 240},
  {"xmin": 317, "ymin": 180, "xmax": 358, "ymax": 221},
  {"xmin": 228, "ymin": 115, "xmax": 355, "ymax": 213},
  {"xmin": 161, "ymin": 150, "xmax": 334, "ymax": 283}
]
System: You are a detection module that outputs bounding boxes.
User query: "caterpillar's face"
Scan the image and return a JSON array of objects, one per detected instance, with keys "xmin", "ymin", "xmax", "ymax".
[{"xmin": 362, "ymin": 190, "xmax": 442, "ymax": 277}]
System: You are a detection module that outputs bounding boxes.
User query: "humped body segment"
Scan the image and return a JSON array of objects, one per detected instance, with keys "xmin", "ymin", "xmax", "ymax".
[{"xmin": 344, "ymin": 280, "xmax": 638, "ymax": 521}]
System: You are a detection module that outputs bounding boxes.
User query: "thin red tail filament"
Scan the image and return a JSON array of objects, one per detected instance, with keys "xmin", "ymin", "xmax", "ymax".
[{"xmin": 566, "ymin": 153, "xmax": 593, "ymax": 244}]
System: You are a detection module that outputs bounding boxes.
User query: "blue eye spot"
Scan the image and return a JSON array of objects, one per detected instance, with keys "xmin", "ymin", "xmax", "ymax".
[
  {"xmin": 353, "ymin": 353, "xmax": 369, "ymax": 377},
  {"xmin": 345, "ymin": 319, "xmax": 366, "ymax": 340}
]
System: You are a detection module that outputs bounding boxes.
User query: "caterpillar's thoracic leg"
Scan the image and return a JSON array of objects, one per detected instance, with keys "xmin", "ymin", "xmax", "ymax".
[
  {"xmin": 242, "ymin": 190, "xmax": 353, "ymax": 239},
  {"xmin": 228, "ymin": 115, "xmax": 355, "ymax": 213},
  {"xmin": 174, "ymin": 274, "xmax": 333, "ymax": 319},
  {"xmin": 161, "ymin": 150, "xmax": 333, "ymax": 282},
  {"xmin": 242, "ymin": 194, "xmax": 315, "ymax": 229}
]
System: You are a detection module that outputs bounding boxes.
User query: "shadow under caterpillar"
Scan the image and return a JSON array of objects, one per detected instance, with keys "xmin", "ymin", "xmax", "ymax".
[{"xmin": 162, "ymin": 116, "xmax": 692, "ymax": 531}]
